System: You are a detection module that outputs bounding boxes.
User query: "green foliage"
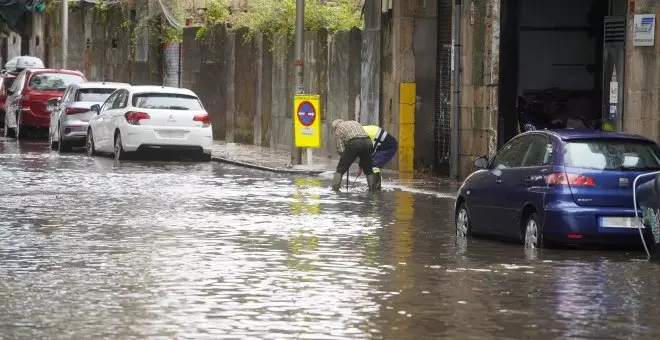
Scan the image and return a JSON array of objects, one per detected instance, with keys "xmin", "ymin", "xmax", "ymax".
[
  {"xmin": 196, "ymin": 0, "xmax": 231, "ymax": 39},
  {"xmin": 92, "ymin": 0, "xmax": 110, "ymax": 22},
  {"xmin": 230, "ymin": 0, "xmax": 363, "ymax": 41},
  {"xmin": 162, "ymin": 25, "xmax": 184, "ymax": 44}
]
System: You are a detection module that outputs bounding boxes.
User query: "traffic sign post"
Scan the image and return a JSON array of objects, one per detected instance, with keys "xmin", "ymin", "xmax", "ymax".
[{"xmin": 294, "ymin": 94, "xmax": 321, "ymax": 165}]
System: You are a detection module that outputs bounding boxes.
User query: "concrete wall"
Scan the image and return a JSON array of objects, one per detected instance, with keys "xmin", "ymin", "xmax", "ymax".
[
  {"xmin": 457, "ymin": 0, "xmax": 500, "ymax": 178},
  {"xmin": 624, "ymin": 0, "xmax": 660, "ymax": 140},
  {"xmin": 181, "ymin": 25, "xmax": 363, "ymax": 160},
  {"xmin": 412, "ymin": 1, "xmax": 438, "ymax": 171},
  {"xmin": 44, "ymin": 2, "xmax": 161, "ymax": 85}
]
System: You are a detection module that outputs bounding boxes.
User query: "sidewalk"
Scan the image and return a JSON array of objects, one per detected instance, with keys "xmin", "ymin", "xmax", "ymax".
[
  {"xmin": 211, "ymin": 141, "xmax": 333, "ymax": 175},
  {"xmin": 210, "ymin": 141, "xmax": 461, "ymax": 190}
]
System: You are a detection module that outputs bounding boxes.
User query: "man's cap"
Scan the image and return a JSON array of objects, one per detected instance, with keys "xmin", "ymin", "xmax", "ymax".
[{"xmin": 332, "ymin": 119, "xmax": 344, "ymax": 130}]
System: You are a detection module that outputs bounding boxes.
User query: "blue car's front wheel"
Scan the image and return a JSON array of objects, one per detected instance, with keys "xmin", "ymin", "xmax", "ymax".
[{"xmin": 456, "ymin": 202, "xmax": 471, "ymax": 238}]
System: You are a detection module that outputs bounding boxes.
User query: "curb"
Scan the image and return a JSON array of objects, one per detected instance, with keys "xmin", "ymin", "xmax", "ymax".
[{"xmin": 211, "ymin": 156, "xmax": 329, "ymax": 176}]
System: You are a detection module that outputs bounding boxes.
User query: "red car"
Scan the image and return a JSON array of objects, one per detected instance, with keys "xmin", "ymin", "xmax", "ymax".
[
  {"xmin": 4, "ymin": 69, "xmax": 86, "ymax": 138},
  {"xmin": 0, "ymin": 74, "xmax": 16, "ymax": 128}
]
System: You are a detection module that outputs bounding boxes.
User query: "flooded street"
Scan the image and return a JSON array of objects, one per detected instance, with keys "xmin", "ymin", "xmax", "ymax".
[{"xmin": 2, "ymin": 138, "xmax": 660, "ymax": 339}]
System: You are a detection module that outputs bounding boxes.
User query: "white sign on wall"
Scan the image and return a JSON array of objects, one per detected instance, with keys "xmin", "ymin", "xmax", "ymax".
[{"xmin": 633, "ymin": 14, "xmax": 656, "ymax": 47}]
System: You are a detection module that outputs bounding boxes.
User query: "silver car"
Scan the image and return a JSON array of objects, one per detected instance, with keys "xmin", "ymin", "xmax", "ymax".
[{"xmin": 49, "ymin": 82, "xmax": 130, "ymax": 152}]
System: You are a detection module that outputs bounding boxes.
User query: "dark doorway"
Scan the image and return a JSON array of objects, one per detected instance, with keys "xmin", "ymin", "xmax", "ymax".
[{"xmin": 498, "ymin": 0, "xmax": 623, "ymax": 148}]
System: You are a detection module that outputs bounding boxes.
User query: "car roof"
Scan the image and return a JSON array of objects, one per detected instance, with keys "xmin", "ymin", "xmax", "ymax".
[
  {"xmin": 74, "ymin": 82, "xmax": 130, "ymax": 89},
  {"xmin": 526, "ymin": 129, "xmax": 655, "ymax": 143},
  {"xmin": 128, "ymin": 85, "xmax": 197, "ymax": 96},
  {"xmin": 26, "ymin": 69, "xmax": 85, "ymax": 77}
]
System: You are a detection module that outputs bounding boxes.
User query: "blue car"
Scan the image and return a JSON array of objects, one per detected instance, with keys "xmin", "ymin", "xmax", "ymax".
[{"xmin": 455, "ymin": 130, "xmax": 660, "ymax": 248}]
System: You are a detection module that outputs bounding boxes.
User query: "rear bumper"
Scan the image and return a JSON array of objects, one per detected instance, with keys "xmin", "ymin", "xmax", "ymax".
[
  {"xmin": 121, "ymin": 125, "xmax": 213, "ymax": 154},
  {"xmin": 543, "ymin": 204, "xmax": 645, "ymax": 247},
  {"xmin": 60, "ymin": 120, "xmax": 89, "ymax": 142}
]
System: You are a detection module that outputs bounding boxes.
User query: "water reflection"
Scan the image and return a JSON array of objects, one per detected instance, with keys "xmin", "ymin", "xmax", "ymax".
[{"xmin": 2, "ymin": 139, "xmax": 660, "ymax": 339}]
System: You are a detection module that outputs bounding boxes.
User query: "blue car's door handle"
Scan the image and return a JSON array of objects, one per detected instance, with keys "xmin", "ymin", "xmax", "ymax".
[{"xmin": 496, "ymin": 178, "xmax": 502, "ymax": 184}]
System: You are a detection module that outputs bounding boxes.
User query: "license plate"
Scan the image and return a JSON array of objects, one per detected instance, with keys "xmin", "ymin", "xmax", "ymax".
[
  {"xmin": 599, "ymin": 217, "xmax": 643, "ymax": 228},
  {"xmin": 157, "ymin": 130, "xmax": 186, "ymax": 138}
]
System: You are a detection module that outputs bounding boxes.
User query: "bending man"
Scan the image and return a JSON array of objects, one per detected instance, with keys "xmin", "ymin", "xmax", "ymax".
[
  {"xmin": 360, "ymin": 125, "xmax": 398, "ymax": 189},
  {"xmin": 331, "ymin": 119, "xmax": 377, "ymax": 192}
]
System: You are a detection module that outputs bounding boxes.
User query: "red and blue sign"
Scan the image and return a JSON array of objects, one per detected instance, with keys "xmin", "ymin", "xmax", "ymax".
[{"xmin": 296, "ymin": 101, "xmax": 316, "ymax": 127}]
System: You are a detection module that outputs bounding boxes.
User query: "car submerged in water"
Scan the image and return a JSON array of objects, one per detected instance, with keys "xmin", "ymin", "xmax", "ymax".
[{"xmin": 455, "ymin": 130, "xmax": 660, "ymax": 249}]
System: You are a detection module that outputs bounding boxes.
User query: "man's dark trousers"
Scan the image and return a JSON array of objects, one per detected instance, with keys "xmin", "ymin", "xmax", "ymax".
[{"xmin": 337, "ymin": 137, "xmax": 373, "ymax": 175}]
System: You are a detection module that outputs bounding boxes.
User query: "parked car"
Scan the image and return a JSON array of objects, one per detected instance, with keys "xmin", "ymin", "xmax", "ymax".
[
  {"xmin": 86, "ymin": 86, "xmax": 213, "ymax": 161},
  {"xmin": 0, "ymin": 73, "xmax": 16, "ymax": 129},
  {"xmin": 455, "ymin": 130, "xmax": 660, "ymax": 249},
  {"xmin": 4, "ymin": 68, "xmax": 86, "ymax": 138},
  {"xmin": 48, "ymin": 81, "xmax": 130, "ymax": 152}
]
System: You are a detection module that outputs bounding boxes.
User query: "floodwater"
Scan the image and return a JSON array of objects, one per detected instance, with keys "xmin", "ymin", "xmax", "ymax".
[{"xmin": 1, "ymin": 138, "xmax": 660, "ymax": 340}]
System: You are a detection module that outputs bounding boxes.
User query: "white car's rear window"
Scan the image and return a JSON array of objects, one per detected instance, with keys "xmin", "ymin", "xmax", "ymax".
[
  {"xmin": 76, "ymin": 88, "xmax": 116, "ymax": 102},
  {"xmin": 132, "ymin": 93, "xmax": 203, "ymax": 111}
]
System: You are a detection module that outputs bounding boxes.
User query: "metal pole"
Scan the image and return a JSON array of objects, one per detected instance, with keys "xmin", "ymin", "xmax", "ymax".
[
  {"xmin": 450, "ymin": 0, "xmax": 462, "ymax": 179},
  {"xmin": 291, "ymin": 0, "xmax": 304, "ymax": 165},
  {"xmin": 62, "ymin": 0, "xmax": 68, "ymax": 69}
]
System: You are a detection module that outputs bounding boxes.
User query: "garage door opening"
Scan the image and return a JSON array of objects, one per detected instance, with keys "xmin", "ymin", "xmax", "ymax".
[{"xmin": 498, "ymin": 0, "xmax": 628, "ymax": 147}]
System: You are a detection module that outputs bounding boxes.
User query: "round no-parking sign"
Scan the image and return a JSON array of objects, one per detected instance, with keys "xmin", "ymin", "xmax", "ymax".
[{"xmin": 296, "ymin": 101, "xmax": 316, "ymax": 127}]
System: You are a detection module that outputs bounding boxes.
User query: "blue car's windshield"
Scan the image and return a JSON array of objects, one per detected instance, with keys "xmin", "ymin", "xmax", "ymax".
[{"xmin": 564, "ymin": 139, "xmax": 660, "ymax": 171}]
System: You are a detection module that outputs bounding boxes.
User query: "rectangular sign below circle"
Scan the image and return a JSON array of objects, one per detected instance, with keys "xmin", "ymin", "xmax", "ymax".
[
  {"xmin": 294, "ymin": 94, "xmax": 321, "ymax": 148},
  {"xmin": 633, "ymin": 14, "xmax": 656, "ymax": 47}
]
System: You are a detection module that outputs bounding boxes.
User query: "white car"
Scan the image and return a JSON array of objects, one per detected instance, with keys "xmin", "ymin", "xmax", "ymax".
[
  {"xmin": 86, "ymin": 86, "xmax": 213, "ymax": 161},
  {"xmin": 49, "ymin": 82, "xmax": 130, "ymax": 152}
]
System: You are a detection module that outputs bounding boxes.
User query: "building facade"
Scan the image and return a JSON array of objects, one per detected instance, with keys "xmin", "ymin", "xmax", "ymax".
[{"xmin": 380, "ymin": 0, "xmax": 660, "ymax": 178}]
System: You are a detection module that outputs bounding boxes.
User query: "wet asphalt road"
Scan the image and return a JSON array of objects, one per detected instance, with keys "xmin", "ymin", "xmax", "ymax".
[{"xmin": 2, "ymin": 138, "xmax": 660, "ymax": 339}]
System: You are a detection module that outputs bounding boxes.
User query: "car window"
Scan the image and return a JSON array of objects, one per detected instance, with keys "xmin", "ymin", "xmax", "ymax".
[
  {"xmin": 564, "ymin": 139, "xmax": 660, "ymax": 171},
  {"xmin": 132, "ymin": 93, "xmax": 203, "ymax": 110},
  {"xmin": 10, "ymin": 71, "xmax": 25, "ymax": 93},
  {"xmin": 492, "ymin": 136, "xmax": 529, "ymax": 169},
  {"xmin": 61, "ymin": 86, "xmax": 74, "ymax": 103},
  {"xmin": 76, "ymin": 88, "xmax": 116, "ymax": 103},
  {"xmin": 521, "ymin": 135, "xmax": 552, "ymax": 167},
  {"xmin": 100, "ymin": 92, "xmax": 119, "ymax": 112},
  {"xmin": 28, "ymin": 73, "xmax": 85, "ymax": 91},
  {"xmin": 111, "ymin": 90, "xmax": 128, "ymax": 109}
]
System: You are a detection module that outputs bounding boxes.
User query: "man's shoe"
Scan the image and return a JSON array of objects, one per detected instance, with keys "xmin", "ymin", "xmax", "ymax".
[
  {"xmin": 373, "ymin": 172, "xmax": 382, "ymax": 190},
  {"xmin": 366, "ymin": 174, "xmax": 378, "ymax": 192},
  {"xmin": 331, "ymin": 172, "xmax": 343, "ymax": 191}
]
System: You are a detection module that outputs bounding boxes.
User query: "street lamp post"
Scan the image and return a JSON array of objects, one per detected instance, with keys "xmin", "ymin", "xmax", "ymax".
[
  {"xmin": 62, "ymin": 0, "xmax": 68, "ymax": 69},
  {"xmin": 291, "ymin": 0, "xmax": 304, "ymax": 166}
]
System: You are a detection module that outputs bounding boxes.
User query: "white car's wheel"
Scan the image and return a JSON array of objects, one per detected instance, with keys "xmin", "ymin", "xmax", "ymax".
[
  {"xmin": 58, "ymin": 128, "xmax": 72, "ymax": 153},
  {"xmin": 114, "ymin": 133, "xmax": 128, "ymax": 161},
  {"xmin": 86, "ymin": 130, "xmax": 97, "ymax": 156}
]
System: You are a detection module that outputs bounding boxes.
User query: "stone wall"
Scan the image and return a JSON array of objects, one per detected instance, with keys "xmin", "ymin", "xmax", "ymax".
[
  {"xmin": 624, "ymin": 0, "xmax": 660, "ymax": 140},
  {"xmin": 44, "ymin": 2, "xmax": 162, "ymax": 85},
  {"xmin": 457, "ymin": 0, "xmax": 500, "ymax": 178},
  {"xmin": 182, "ymin": 26, "xmax": 363, "ymax": 160}
]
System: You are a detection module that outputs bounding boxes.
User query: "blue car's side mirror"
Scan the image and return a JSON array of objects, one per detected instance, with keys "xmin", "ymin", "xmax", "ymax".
[{"xmin": 474, "ymin": 156, "xmax": 488, "ymax": 169}]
